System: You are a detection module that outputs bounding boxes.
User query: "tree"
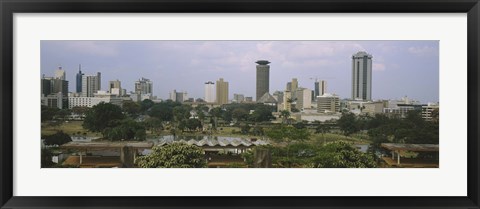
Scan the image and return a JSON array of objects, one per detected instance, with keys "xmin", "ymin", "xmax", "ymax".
[
  {"xmin": 144, "ymin": 117, "xmax": 163, "ymax": 135},
  {"xmin": 209, "ymin": 107, "xmax": 223, "ymax": 130},
  {"xmin": 71, "ymin": 106, "xmax": 89, "ymax": 116},
  {"xmin": 41, "ymin": 148, "xmax": 55, "ymax": 168},
  {"xmin": 136, "ymin": 143, "xmax": 207, "ymax": 168},
  {"xmin": 122, "ymin": 100, "xmax": 141, "ymax": 116},
  {"xmin": 337, "ymin": 112, "xmax": 359, "ymax": 136},
  {"xmin": 44, "ymin": 131, "xmax": 72, "ymax": 145},
  {"xmin": 103, "ymin": 119, "xmax": 146, "ymax": 141},
  {"xmin": 140, "ymin": 99, "xmax": 155, "ymax": 112},
  {"xmin": 232, "ymin": 108, "xmax": 249, "ymax": 122},
  {"xmin": 41, "ymin": 105, "xmax": 59, "ymax": 122},
  {"xmin": 312, "ymin": 141, "xmax": 376, "ymax": 168},
  {"xmin": 186, "ymin": 118, "xmax": 202, "ymax": 132},
  {"xmin": 149, "ymin": 103, "xmax": 173, "ymax": 121},
  {"xmin": 279, "ymin": 110, "xmax": 291, "ymax": 124},
  {"xmin": 265, "ymin": 125, "xmax": 311, "ymax": 167},
  {"xmin": 315, "ymin": 123, "xmax": 332, "ymax": 144},
  {"xmin": 249, "ymin": 105, "xmax": 275, "ymax": 123},
  {"xmin": 55, "ymin": 109, "xmax": 71, "ymax": 121},
  {"xmin": 83, "ymin": 102, "xmax": 124, "ymax": 133}
]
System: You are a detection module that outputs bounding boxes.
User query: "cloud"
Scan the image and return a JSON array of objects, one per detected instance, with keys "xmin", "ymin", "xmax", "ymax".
[
  {"xmin": 373, "ymin": 63, "xmax": 386, "ymax": 71},
  {"xmin": 408, "ymin": 46, "xmax": 437, "ymax": 56},
  {"xmin": 63, "ymin": 41, "xmax": 119, "ymax": 57}
]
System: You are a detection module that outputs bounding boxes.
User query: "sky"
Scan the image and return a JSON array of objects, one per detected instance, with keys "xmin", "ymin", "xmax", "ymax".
[{"xmin": 41, "ymin": 40, "xmax": 439, "ymax": 103}]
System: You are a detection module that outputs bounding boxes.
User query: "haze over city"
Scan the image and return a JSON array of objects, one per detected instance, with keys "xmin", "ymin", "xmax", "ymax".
[{"xmin": 41, "ymin": 40, "xmax": 439, "ymax": 103}]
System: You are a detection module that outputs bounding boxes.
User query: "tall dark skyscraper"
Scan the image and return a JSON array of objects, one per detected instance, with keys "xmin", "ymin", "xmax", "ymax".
[
  {"xmin": 256, "ymin": 60, "xmax": 270, "ymax": 101},
  {"xmin": 352, "ymin": 51, "xmax": 373, "ymax": 101},
  {"xmin": 76, "ymin": 64, "xmax": 84, "ymax": 93}
]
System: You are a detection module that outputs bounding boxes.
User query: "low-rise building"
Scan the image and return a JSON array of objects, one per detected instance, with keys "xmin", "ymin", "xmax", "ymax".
[{"xmin": 317, "ymin": 93, "xmax": 340, "ymax": 113}]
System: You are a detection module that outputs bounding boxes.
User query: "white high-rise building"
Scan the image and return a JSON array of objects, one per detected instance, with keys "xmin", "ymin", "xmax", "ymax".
[
  {"xmin": 54, "ymin": 66, "xmax": 66, "ymax": 80},
  {"xmin": 351, "ymin": 51, "xmax": 373, "ymax": 101},
  {"xmin": 204, "ymin": 81, "xmax": 215, "ymax": 103}
]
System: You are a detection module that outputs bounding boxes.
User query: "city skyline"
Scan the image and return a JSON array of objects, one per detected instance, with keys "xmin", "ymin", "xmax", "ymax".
[{"xmin": 41, "ymin": 40, "xmax": 439, "ymax": 103}]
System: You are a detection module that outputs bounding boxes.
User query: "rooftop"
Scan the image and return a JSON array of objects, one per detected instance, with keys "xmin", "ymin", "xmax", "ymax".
[
  {"xmin": 381, "ymin": 143, "xmax": 439, "ymax": 152},
  {"xmin": 256, "ymin": 60, "xmax": 271, "ymax": 65}
]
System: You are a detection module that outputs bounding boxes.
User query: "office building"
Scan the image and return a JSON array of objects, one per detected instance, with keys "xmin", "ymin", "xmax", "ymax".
[
  {"xmin": 233, "ymin": 94, "xmax": 245, "ymax": 103},
  {"xmin": 296, "ymin": 88, "xmax": 312, "ymax": 110},
  {"xmin": 169, "ymin": 90, "xmax": 188, "ymax": 102},
  {"xmin": 314, "ymin": 80, "xmax": 327, "ymax": 98},
  {"xmin": 54, "ymin": 66, "xmax": 66, "ymax": 80},
  {"xmin": 135, "ymin": 77, "xmax": 153, "ymax": 95},
  {"xmin": 69, "ymin": 91, "xmax": 122, "ymax": 109},
  {"xmin": 286, "ymin": 78, "xmax": 299, "ymax": 99},
  {"xmin": 109, "ymin": 79, "xmax": 122, "ymax": 96},
  {"xmin": 256, "ymin": 60, "xmax": 270, "ymax": 101},
  {"xmin": 352, "ymin": 51, "xmax": 373, "ymax": 101},
  {"xmin": 41, "ymin": 75, "xmax": 68, "ymax": 109},
  {"xmin": 76, "ymin": 65, "xmax": 84, "ymax": 93},
  {"xmin": 317, "ymin": 93, "xmax": 340, "ymax": 113},
  {"xmin": 81, "ymin": 72, "xmax": 101, "ymax": 97},
  {"xmin": 272, "ymin": 91, "xmax": 284, "ymax": 104},
  {"xmin": 282, "ymin": 90, "xmax": 292, "ymax": 112},
  {"xmin": 216, "ymin": 78, "xmax": 229, "ymax": 105},
  {"xmin": 204, "ymin": 81, "xmax": 215, "ymax": 103}
]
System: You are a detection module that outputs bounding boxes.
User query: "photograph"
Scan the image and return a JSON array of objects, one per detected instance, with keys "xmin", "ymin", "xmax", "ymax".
[{"xmin": 40, "ymin": 40, "xmax": 439, "ymax": 168}]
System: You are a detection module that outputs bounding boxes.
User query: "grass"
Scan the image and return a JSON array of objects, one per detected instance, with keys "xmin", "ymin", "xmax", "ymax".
[{"xmin": 41, "ymin": 121, "xmax": 101, "ymax": 137}]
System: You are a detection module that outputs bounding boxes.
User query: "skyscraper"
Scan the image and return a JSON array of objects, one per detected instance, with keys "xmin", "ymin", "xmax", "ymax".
[
  {"xmin": 54, "ymin": 66, "xmax": 66, "ymax": 80},
  {"xmin": 256, "ymin": 60, "xmax": 270, "ymax": 101},
  {"xmin": 352, "ymin": 51, "xmax": 373, "ymax": 101},
  {"xmin": 287, "ymin": 78, "xmax": 298, "ymax": 99},
  {"xmin": 81, "ymin": 73, "xmax": 101, "ymax": 97},
  {"xmin": 204, "ymin": 81, "xmax": 215, "ymax": 103},
  {"xmin": 314, "ymin": 80, "xmax": 327, "ymax": 99},
  {"xmin": 135, "ymin": 77, "xmax": 153, "ymax": 95},
  {"xmin": 216, "ymin": 78, "xmax": 229, "ymax": 105},
  {"xmin": 75, "ymin": 65, "xmax": 84, "ymax": 93}
]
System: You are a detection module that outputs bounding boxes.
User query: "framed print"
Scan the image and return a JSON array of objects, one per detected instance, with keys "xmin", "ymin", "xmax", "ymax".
[{"xmin": 1, "ymin": 0, "xmax": 479, "ymax": 208}]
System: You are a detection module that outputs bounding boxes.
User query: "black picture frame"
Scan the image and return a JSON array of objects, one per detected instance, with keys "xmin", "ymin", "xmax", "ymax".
[{"xmin": 1, "ymin": 0, "xmax": 479, "ymax": 208}]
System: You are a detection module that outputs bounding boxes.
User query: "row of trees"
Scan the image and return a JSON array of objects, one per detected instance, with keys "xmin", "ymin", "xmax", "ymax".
[
  {"xmin": 336, "ymin": 110, "xmax": 439, "ymax": 145},
  {"xmin": 82, "ymin": 102, "xmax": 146, "ymax": 141}
]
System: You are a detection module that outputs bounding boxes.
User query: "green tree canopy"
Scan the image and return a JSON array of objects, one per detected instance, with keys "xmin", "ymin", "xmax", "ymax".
[
  {"xmin": 41, "ymin": 105, "xmax": 59, "ymax": 122},
  {"xmin": 83, "ymin": 102, "xmax": 124, "ymax": 132},
  {"xmin": 122, "ymin": 100, "xmax": 141, "ymax": 116},
  {"xmin": 44, "ymin": 131, "xmax": 72, "ymax": 145},
  {"xmin": 140, "ymin": 99, "xmax": 155, "ymax": 112},
  {"xmin": 136, "ymin": 143, "xmax": 206, "ymax": 168},
  {"xmin": 102, "ymin": 118, "xmax": 146, "ymax": 141},
  {"xmin": 337, "ymin": 112, "xmax": 359, "ymax": 136},
  {"xmin": 312, "ymin": 141, "xmax": 377, "ymax": 168}
]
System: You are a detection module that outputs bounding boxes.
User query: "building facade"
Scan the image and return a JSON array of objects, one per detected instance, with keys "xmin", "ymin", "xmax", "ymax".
[
  {"xmin": 216, "ymin": 78, "xmax": 229, "ymax": 105},
  {"xmin": 296, "ymin": 88, "xmax": 312, "ymax": 110},
  {"xmin": 204, "ymin": 81, "xmax": 215, "ymax": 103},
  {"xmin": 314, "ymin": 80, "xmax": 327, "ymax": 99},
  {"xmin": 317, "ymin": 93, "xmax": 340, "ymax": 113},
  {"xmin": 256, "ymin": 60, "xmax": 270, "ymax": 101},
  {"xmin": 351, "ymin": 51, "xmax": 373, "ymax": 101},
  {"xmin": 135, "ymin": 77, "xmax": 153, "ymax": 95},
  {"xmin": 75, "ymin": 65, "xmax": 84, "ymax": 93},
  {"xmin": 54, "ymin": 66, "xmax": 66, "ymax": 80},
  {"xmin": 109, "ymin": 80, "xmax": 122, "ymax": 96},
  {"xmin": 233, "ymin": 94, "xmax": 245, "ymax": 103},
  {"xmin": 81, "ymin": 72, "xmax": 101, "ymax": 97}
]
